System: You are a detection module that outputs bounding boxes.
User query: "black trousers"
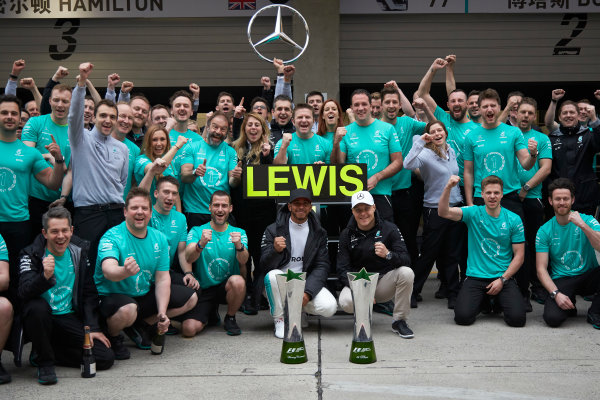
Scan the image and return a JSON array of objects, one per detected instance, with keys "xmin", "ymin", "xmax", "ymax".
[
  {"xmin": 391, "ymin": 188, "xmax": 420, "ymax": 267},
  {"xmin": 522, "ymin": 197, "xmax": 545, "ymax": 289},
  {"xmin": 454, "ymin": 276, "xmax": 526, "ymax": 327},
  {"xmin": 373, "ymin": 194, "xmax": 394, "ymax": 223},
  {"xmin": 22, "ymin": 298, "xmax": 114, "ymax": 369},
  {"xmin": 0, "ymin": 220, "xmax": 31, "ymax": 302},
  {"xmin": 473, "ymin": 191, "xmax": 528, "ymax": 296},
  {"xmin": 412, "ymin": 207, "xmax": 464, "ymax": 299},
  {"xmin": 543, "ymin": 268, "xmax": 600, "ymax": 327},
  {"xmin": 73, "ymin": 206, "xmax": 124, "ymax": 269}
]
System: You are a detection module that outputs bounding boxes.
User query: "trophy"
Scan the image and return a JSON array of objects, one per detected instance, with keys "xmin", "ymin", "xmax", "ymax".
[
  {"xmin": 348, "ymin": 268, "xmax": 379, "ymax": 364},
  {"xmin": 276, "ymin": 269, "xmax": 308, "ymax": 364}
]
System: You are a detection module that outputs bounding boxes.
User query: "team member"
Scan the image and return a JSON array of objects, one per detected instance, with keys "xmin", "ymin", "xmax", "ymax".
[
  {"xmin": 467, "ymin": 91, "xmax": 481, "ymax": 124},
  {"xmin": 182, "ymin": 191, "xmax": 248, "ymax": 336},
  {"xmin": 112, "ymin": 102, "xmax": 140, "ymax": 201},
  {"xmin": 94, "ymin": 188, "xmax": 197, "ymax": 358},
  {"xmin": 515, "ymin": 98, "xmax": 552, "ymax": 304},
  {"xmin": 22, "ymin": 84, "xmax": 72, "ymax": 237},
  {"xmin": 0, "ymin": 234, "xmax": 12, "ymax": 384},
  {"xmin": 127, "ymin": 95, "xmax": 151, "ymax": 148},
  {"xmin": 306, "ymin": 90, "xmax": 324, "ymax": 133},
  {"xmin": 337, "ymin": 191, "xmax": 415, "ymax": 338},
  {"xmin": 261, "ymin": 189, "xmax": 337, "ymax": 338},
  {"xmin": 544, "ymin": 89, "xmax": 600, "ymax": 216},
  {"xmin": 68, "ymin": 63, "xmax": 129, "ymax": 270},
  {"xmin": 19, "ymin": 207, "xmax": 114, "ymax": 385},
  {"xmin": 269, "ymin": 95, "xmax": 295, "ymax": 145},
  {"xmin": 332, "ymin": 89, "xmax": 402, "ymax": 221},
  {"xmin": 168, "ymin": 90, "xmax": 200, "ymax": 163},
  {"xmin": 151, "ymin": 105, "xmax": 170, "ymax": 128},
  {"xmin": 180, "ymin": 112, "xmax": 242, "ymax": 228},
  {"xmin": 274, "ymin": 104, "xmax": 331, "ymax": 165},
  {"xmin": 0, "ymin": 94, "xmax": 65, "ymax": 297},
  {"xmin": 439, "ymin": 175, "xmax": 526, "ymax": 327},
  {"xmin": 536, "ymin": 178, "xmax": 600, "ymax": 329},
  {"xmin": 370, "ymin": 92, "xmax": 382, "ymax": 119}
]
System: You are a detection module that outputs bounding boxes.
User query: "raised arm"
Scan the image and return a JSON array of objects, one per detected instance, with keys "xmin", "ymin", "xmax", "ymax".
[
  {"xmin": 69, "ymin": 63, "xmax": 93, "ymax": 146},
  {"xmin": 41, "ymin": 66, "xmax": 68, "ymax": 115},
  {"xmin": 85, "ymin": 78, "xmax": 102, "ymax": 105},
  {"xmin": 5, "ymin": 59, "xmax": 25, "ymax": 95},
  {"xmin": 273, "ymin": 58, "xmax": 294, "ymax": 100},
  {"xmin": 544, "ymin": 89, "xmax": 564, "ymax": 133},
  {"xmin": 416, "ymin": 57, "xmax": 447, "ymax": 113},
  {"xmin": 438, "ymin": 175, "xmax": 464, "ymax": 221},
  {"xmin": 445, "ymin": 54, "xmax": 457, "ymax": 97},
  {"xmin": 20, "ymin": 77, "xmax": 42, "ymax": 110}
]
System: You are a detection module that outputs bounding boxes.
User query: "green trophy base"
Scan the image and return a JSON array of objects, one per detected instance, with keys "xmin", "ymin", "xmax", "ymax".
[
  {"xmin": 349, "ymin": 340, "xmax": 377, "ymax": 364},
  {"xmin": 281, "ymin": 340, "xmax": 308, "ymax": 364}
]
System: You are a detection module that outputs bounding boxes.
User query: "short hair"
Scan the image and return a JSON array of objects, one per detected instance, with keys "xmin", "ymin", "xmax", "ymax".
[
  {"xmin": 380, "ymin": 87, "xmax": 399, "ymax": 102},
  {"xmin": 84, "ymin": 95, "xmax": 96, "ymax": 106},
  {"xmin": 250, "ymin": 96, "xmax": 269, "ymax": 109},
  {"xmin": 169, "ymin": 90, "xmax": 193, "ymax": 107},
  {"xmin": 558, "ymin": 100, "xmax": 578, "ymax": 115},
  {"xmin": 151, "ymin": 104, "xmax": 169, "ymax": 116},
  {"xmin": 306, "ymin": 91, "xmax": 324, "ymax": 102},
  {"xmin": 42, "ymin": 206, "xmax": 72, "ymax": 231},
  {"xmin": 125, "ymin": 187, "xmax": 152, "ymax": 209},
  {"xmin": 0, "ymin": 94, "xmax": 22, "ymax": 109},
  {"xmin": 293, "ymin": 103, "xmax": 313, "ymax": 118},
  {"xmin": 449, "ymin": 89, "xmax": 467, "ymax": 98},
  {"xmin": 156, "ymin": 175, "xmax": 180, "ymax": 191},
  {"xmin": 51, "ymin": 84, "xmax": 72, "ymax": 95},
  {"xmin": 477, "ymin": 88, "xmax": 501, "ymax": 107},
  {"xmin": 507, "ymin": 91, "xmax": 524, "ymax": 100},
  {"xmin": 210, "ymin": 190, "xmax": 231, "ymax": 205},
  {"xmin": 273, "ymin": 95, "xmax": 292, "ymax": 108},
  {"xmin": 481, "ymin": 175, "xmax": 504, "ymax": 191},
  {"xmin": 21, "ymin": 109, "xmax": 31, "ymax": 118},
  {"xmin": 518, "ymin": 97, "xmax": 537, "ymax": 111},
  {"xmin": 94, "ymin": 99, "xmax": 118, "ymax": 117},
  {"xmin": 577, "ymin": 99, "xmax": 591, "ymax": 105},
  {"xmin": 130, "ymin": 95, "xmax": 151, "ymax": 107},
  {"xmin": 370, "ymin": 92, "xmax": 381, "ymax": 101},
  {"xmin": 207, "ymin": 110, "xmax": 229, "ymax": 128},
  {"xmin": 467, "ymin": 90, "xmax": 480, "ymax": 98},
  {"xmin": 351, "ymin": 89, "xmax": 371, "ymax": 103},
  {"xmin": 548, "ymin": 178, "xmax": 575, "ymax": 197},
  {"xmin": 216, "ymin": 91, "xmax": 234, "ymax": 106}
]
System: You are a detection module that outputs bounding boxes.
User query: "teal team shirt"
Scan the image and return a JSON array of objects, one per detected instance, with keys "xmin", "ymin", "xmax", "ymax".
[
  {"xmin": 339, "ymin": 119, "xmax": 401, "ymax": 196},
  {"xmin": 516, "ymin": 130, "xmax": 552, "ymax": 199},
  {"xmin": 186, "ymin": 223, "xmax": 248, "ymax": 289},
  {"xmin": 170, "ymin": 129, "xmax": 200, "ymax": 166},
  {"xmin": 40, "ymin": 248, "xmax": 75, "ymax": 315},
  {"xmin": 0, "ymin": 234, "xmax": 8, "ymax": 261},
  {"xmin": 181, "ymin": 140, "xmax": 237, "ymax": 214},
  {"xmin": 95, "ymin": 221, "xmax": 170, "ymax": 297},
  {"xmin": 461, "ymin": 205, "xmax": 525, "ymax": 279},
  {"xmin": 434, "ymin": 106, "xmax": 479, "ymax": 184},
  {"xmin": 274, "ymin": 133, "xmax": 332, "ymax": 164},
  {"xmin": 0, "ymin": 140, "xmax": 49, "ymax": 222},
  {"xmin": 535, "ymin": 214, "xmax": 600, "ymax": 280},
  {"xmin": 463, "ymin": 123, "xmax": 527, "ymax": 197},
  {"xmin": 21, "ymin": 114, "xmax": 71, "ymax": 202},
  {"xmin": 134, "ymin": 154, "xmax": 179, "ymax": 203},
  {"xmin": 150, "ymin": 208, "xmax": 188, "ymax": 265},
  {"xmin": 389, "ymin": 116, "xmax": 427, "ymax": 191},
  {"xmin": 123, "ymin": 138, "xmax": 141, "ymax": 201}
]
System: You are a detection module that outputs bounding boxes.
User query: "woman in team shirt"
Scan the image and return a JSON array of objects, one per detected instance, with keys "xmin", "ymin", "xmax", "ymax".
[{"xmin": 317, "ymin": 99, "xmax": 344, "ymax": 143}]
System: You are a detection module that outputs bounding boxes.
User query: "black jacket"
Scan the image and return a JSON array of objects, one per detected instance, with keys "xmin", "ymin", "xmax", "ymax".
[
  {"xmin": 336, "ymin": 211, "xmax": 410, "ymax": 288},
  {"xmin": 548, "ymin": 120, "xmax": 600, "ymax": 210},
  {"xmin": 260, "ymin": 206, "xmax": 330, "ymax": 299},
  {"xmin": 18, "ymin": 234, "xmax": 102, "ymax": 332},
  {"xmin": 268, "ymin": 120, "xmax": 295, "ymax": 146}
]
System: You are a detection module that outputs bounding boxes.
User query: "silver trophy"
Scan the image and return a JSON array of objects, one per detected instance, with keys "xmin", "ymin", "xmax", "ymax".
[
  {"xmin": 348, "ymin": 268, "xmax": 379, "ymax": 364},
  {"xmin": 247, "ymin": 4, "xmax": 310, "ymax": 64},
  {"xmin": 276, "ymin": 270, "xmax": 307, "ymax": 364}
]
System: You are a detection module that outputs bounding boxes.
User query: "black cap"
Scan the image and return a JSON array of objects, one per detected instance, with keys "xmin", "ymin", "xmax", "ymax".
[{"xmin": 289, "ymin": 188, "xmax": 312, "ymax": 203}]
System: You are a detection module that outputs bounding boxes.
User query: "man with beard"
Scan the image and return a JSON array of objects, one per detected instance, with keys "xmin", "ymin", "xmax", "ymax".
[
  {"xmin": 168, "ymin": 91, "xmax": 199, "ymax": 167},
  {"xmin": 439, "ymin": 175, "xmax": 526, "ymax": 327},
  {"xmin": 181, "ymin": 191, "xmax": 247, "ymax": 336},
  {"xmin": 544, "ymin": 89, "xmax": 600, "ymax": 216},
  {"xmin": 370, "ymin": 92, "xmax": 382, "ymax": 120},
  {"xmin": 536, "ymin": 178, "xmax": 600, "ymax": 330},
  {"xmin": 417, "ymin": 55, "xmax": 480, "ymax": 187},
  {"xmin": 69, "ymin": 63, "xmax": 129, "ymax": 269},
  {"xmin": 467, "ymin": 91, "xmax": 481, "ymax": 124},
  {"xmin": 22, "ymin": 84, "xmax": 72, "ymax": 237},
  {"xmin": 332, "ymin": 89, "xmax": 402, "ymax": 221},
  {"xmin": 180, "ymin": 112, "xmax": 242, "ymax": 228},
  {"xmin": 501, "ymin": 91, "xmax": 542, "ymax": 132},
  {"xmin": 112, "ymin": 103, "xmax": 140, "ymax": 201},
  {"xmin": 273, "ymin": 104, "xmax": 331, "ymax": 165},
  {"xmin": 127, "ymin": 95, "xmax": 150, "ymax": 148}
]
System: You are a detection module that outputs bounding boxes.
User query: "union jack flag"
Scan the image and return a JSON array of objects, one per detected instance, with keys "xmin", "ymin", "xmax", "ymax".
[{"xmin": 228, "ymin": 0, "xmax": 256, "ymax": 10}]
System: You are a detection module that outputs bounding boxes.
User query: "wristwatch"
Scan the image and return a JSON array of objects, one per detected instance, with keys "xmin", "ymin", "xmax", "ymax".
[
  {"xmin": 55, "ymin": 156, "xmax": 65, "ymax": 164},
  {"xmin": 500, "ymin": 276, "xmax": 508, "ymax": 284},
  {"xmin": 550, "ymin": 289, "xmax": 560, "ymax": 299},
  {"xmin": 236, "ymin": 244, "xmax": 246, "ymax": 252},
  {"xmin": 385, "ymin": 251, "xmax": 392, "ymax": 260},
  {"xmin": 522, "ymin": 183, "xmax": 531, "ymax": 192}
]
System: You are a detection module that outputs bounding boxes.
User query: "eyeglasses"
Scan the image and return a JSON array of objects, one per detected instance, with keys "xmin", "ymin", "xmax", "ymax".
[{"xmin": 252, "ymin": 105, "xmax": 267, "ymax": 110}]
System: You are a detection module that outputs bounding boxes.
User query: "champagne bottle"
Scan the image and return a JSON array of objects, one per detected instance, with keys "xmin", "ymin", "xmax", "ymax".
[
  {"xmin": 81, "ymin": 326, "xmax": 96, "ymax": 378},
  {"xmin": 151, "ymin": 315, "xmax": 166, "ymax": 355}
]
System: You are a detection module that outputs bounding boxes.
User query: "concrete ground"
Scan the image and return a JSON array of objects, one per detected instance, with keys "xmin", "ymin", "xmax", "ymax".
[{"xmin": 2, "ymin": 276, "xmax": 599, "ymax": 400}]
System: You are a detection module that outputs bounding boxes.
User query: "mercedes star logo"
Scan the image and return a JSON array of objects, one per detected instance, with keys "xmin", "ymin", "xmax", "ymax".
[{"xmin": 247, "ymin": 4, "xmax": 310, "ymax": 64}]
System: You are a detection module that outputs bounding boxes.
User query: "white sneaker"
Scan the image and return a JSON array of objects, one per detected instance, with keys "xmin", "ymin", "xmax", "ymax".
[{"xmin": 274, "ymin": 317, "xmax": 284, "ymax": 339}]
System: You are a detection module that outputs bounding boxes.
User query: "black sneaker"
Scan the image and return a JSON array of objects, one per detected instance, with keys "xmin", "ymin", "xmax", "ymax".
[
  {"xmin": 587, "ymin": 312, "xmax": 600, "ymax": 329},
  {"xmin": 208, "ymin": 307, "xmax": 221, "ymax": 327},
  {"xmin": 224, "ymin": 314, "xmax": 242, "ymax": 336},
  {"xmin": 29, "ymin": 349, "xmax": 39, "ymax": 367},
  {"xmin": 123, "ymin": 321, "xmax": 152, "ymax": 350},
  {"xmin": 531, "ymin": 287, "xmax": 547, "ymax": 304},
  {"xmin": 373, "ymin": 300, "xmax": 394, "ymax": 316},
  {"xmin": 166, "ymin": 324, "xmax": 179, "ymax": 335},
  {"xmin": 447, "ymin": 296, "xmax": 457, "ymax": 310},
  {"xmin": 410, "ymin": 295, "xmax": 418, "ymax": 309},
  {"xmin": 523, "ymin": 296, "xmax": 533, "ymax": 313},
  {"xmin": 0, "ymin": 362, "xmax": 11, "ymax": 384},
  {"xmin": 392, "ymin": 320, "xmax": 414, "ymax": 339},
  {"xmin": 109, "ymin": 334, "xmax": 130, "ymax": 360},
  {"xmin": 435, "ymin": 282, "xmax": 448, "ymax": 299},
  {"xmin": 416, "ymin": 294, "xmax": 423, "ymax": 302},
  {"xmin": 37, "ymin": 365, "xmax": 57, "ymax": 385},
  {"xmin": 240, "ymin": 296, "xmax": 258, "ymax": 316}
]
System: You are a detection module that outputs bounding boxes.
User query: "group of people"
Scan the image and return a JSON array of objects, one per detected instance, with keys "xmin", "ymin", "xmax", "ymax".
[{"xmin": 1, "ymin": 54, "xmax": 600, "ymax": 386}]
